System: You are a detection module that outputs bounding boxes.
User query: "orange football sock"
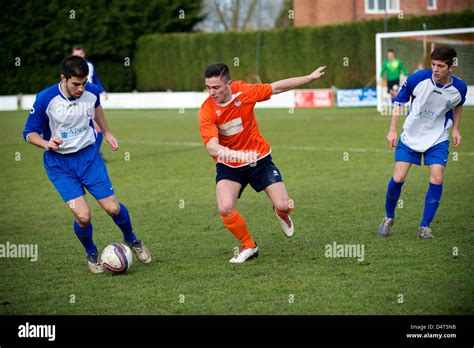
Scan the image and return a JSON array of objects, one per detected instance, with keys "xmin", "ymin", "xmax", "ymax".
[
  {"xmin": 276, "ymin": 207, "xmax": 292, "ymax": 218},
  {"xmin": 220, "ymin": 209, "xmax": 256, "ymax": 248}
]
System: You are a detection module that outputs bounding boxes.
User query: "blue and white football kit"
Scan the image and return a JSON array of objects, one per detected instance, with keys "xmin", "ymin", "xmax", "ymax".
[
  {"xmin": 23, "ymin": 81, "xmax": 138, "ymax": 258},
  {"xmin": 383, "ymin": 69, "xmax": 467, "ymax": 230},
  {"xmin": 393, "ymin": 69, "xmax": 467, "ymax": 166},
  {"xmin": 23, "ymin": 82, "xmax": 113, "ymax": 202}
]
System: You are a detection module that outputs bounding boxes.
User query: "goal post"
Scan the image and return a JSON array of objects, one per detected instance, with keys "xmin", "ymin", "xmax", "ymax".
[{"xmin": 376, "ymin": 27, "xmax": 474, "ymax": 113}]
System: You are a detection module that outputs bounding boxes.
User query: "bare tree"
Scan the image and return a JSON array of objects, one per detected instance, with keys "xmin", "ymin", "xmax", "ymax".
[{"xmin": 198, "ymin": 0, "xmax": 284, "ymax": 32}]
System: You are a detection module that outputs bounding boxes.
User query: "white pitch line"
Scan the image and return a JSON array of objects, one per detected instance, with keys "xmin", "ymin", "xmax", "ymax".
[
  {"xmin": 121, "ymin": 140, "xmax": 474, "ymax": 156},
  {"xmin": 283, "ymin": 145, "xmax": 391, "ymax": 153},
  {"xmin": 123, "ymin": 140, "xmax": 202, "ymax": 147}
]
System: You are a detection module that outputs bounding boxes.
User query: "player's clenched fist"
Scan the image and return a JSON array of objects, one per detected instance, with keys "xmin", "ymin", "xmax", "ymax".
[{"xmin": 46, "ymin": 136, "xmax": 63, "ymax": 150}]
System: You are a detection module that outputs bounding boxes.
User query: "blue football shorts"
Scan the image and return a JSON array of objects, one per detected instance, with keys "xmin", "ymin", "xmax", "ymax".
[{"xmin": 44, "ymin": 144, "xmax": 115, "ymax": 202}]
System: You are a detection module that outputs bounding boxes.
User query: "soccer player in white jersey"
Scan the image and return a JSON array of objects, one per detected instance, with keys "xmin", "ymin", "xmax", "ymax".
[
  {"xmin": 23, "ymin": 56, "xmax": 151, "ymax": 272},
  {"xmin": 377, "ymin": 45, "xmax": 467, "ymax": 239}
]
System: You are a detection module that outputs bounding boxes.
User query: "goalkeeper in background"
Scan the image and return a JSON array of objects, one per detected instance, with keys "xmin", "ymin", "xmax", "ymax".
[{"xmin": 380, "ymin": 48, "xmax": 408, "ymax": 99}]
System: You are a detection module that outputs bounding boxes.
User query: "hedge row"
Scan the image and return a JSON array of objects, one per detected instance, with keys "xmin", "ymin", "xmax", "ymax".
[
  {"xmin": 135, "ymin": 11, "xmax": 474, "ymax": 91},
  {"xmin": 0, "ymin": 0, "xmax": 204, "ymax": 94}
]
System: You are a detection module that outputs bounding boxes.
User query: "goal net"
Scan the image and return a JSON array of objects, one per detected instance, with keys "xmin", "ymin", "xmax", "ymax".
[{"xmin": 376, "ymin": 27, "xmax": 474, "ymax": 113}]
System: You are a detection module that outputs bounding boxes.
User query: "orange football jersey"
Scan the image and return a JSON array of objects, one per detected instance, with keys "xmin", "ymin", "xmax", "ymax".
[{"xmin": 198, "ymin": 80, "xmax": 273, "ymax": 167}]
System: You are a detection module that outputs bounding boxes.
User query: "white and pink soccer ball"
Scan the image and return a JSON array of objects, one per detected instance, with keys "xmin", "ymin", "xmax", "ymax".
[{"xmin": 101, "ymin": 243, "xmax": 133, "ymax": 275}]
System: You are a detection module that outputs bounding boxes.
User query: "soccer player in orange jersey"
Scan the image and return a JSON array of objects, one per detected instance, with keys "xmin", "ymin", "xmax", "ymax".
[{"xmin": 198, "ymin": 63, "xmax": 326, "ymax": 263}]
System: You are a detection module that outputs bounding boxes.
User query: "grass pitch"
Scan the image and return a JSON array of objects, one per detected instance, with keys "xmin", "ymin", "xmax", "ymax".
[{"xmin": 0, "ymin": 106, "xmax": 473, "ymax": 314}]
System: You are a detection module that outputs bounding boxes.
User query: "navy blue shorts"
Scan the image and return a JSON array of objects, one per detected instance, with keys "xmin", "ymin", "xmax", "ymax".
[
  {"xmin": 216, "ymin": 155, "xmax": 283, "ymax": 198},
  {"xmin": 394, "ymin": 140, "xmax": 449, "ymax": 166},
  {"xmin": 44, "ymin": 144, "xmax": 115, "ymax": 202}
]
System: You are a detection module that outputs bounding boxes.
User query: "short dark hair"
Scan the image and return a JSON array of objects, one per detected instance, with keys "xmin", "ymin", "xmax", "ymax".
[
  {"xmin": 387, "ymin": 48, "xmax": 394, "ymax": 53},
  {"xmin": 61, "ymin": 56, "xmax": 89, "ymax": 79},
  {"xmin": 204, "ymin": 63, "xmax": 231, "ymax": 81},
  {"xmin": 431, "ymin": 45, "xmax": 457, "ymax": 67},
  {"xmin": 72, "ymin": 45, "xmax": 84, "ymax": 52}
]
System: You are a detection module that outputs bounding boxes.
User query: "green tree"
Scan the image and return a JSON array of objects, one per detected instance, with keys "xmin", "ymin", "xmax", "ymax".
[{"xmin": 0, "ymin": 0, "xmax": 205, "ymax": 94}]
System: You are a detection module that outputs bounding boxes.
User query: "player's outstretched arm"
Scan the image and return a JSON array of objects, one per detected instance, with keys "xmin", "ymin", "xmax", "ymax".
[
  {"xmin": 452, "ymin": 105, "xmax": 463, "ymax": 147},
  {"xmin": 94, "ymin": 105, "xmax": 119, "ymax": 151},
  {"xmin": 205, "ymin": 137, "xmax": 258, "ymax": 163},
  {"xmin": 270, "ymin": 66, "xmax": 326, "ymax": 95}
]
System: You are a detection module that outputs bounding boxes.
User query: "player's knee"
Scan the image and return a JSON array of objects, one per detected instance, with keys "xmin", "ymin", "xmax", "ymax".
[
  {"xmin": 76, "ymin": 213, "xmax": 91, "ymax": 227},
  {"xmin": 393, "ymin": 175, "xmax": 405, "ymax": 184},
  {"xmin": 430, "ymin": 175, "xmax": 443, "ymax": 185},
  {"xmin": 274, "ymin": 199, "xmax": 291, "ymax": 214},
  {"xmin": 106, "ymin": 203, "xmax": 121, "ymax": 217},
  {"xmin": 218, "ymin": 202, "xmax": 235, "ymax": 217}
]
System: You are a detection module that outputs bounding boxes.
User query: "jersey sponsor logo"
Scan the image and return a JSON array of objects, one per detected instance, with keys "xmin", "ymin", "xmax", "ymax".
[
  {"xmin": 414, "ymin": 109, "xmax": 438, "ymax": 120},
  {"xmin": 60, "ymin": 126, "xmax": 90, "ymax": 139},
  {"xmin": 29, "ymin": 107, "xmax": 35, "ymax": 115},
  {"xmin": 217, "ymin": 117, "xmax": 243, "ymax": 136},
  {"xmin": 216, "ymin": 109, "xmax": 221, "ymax": 116}
]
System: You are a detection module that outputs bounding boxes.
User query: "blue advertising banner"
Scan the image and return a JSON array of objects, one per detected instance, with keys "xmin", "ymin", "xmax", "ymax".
[{"xmin": 337, "ymin": 88, "xmax": 377, "ymax": 107}]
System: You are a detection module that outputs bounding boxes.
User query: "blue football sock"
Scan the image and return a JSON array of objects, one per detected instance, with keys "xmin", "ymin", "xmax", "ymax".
[
  {"xmin": 96, "ymin": 131, "xmax": 103, "ymax": 151},
  {"xmin": 111, "ymin": 203, "xmax": 137, "ymax": 244},
  {"xmin": 73, "ymin": 220, "xmax": 97, "ymax": 256},
  {"xmin": 421, "ymin": 183, "xmax": 443, "ymax": 227},
  {"xmin": 385, "ymin": 177, "xmax": 404, "ymax": 219}
]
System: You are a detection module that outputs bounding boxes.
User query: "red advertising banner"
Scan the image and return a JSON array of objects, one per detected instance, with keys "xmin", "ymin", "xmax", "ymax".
[{"xmin": 295, "ymin": 89, "xmax": 333, "ymax": 107}]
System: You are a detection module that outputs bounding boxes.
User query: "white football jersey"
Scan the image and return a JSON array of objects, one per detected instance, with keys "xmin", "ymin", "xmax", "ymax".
[
  {"xmin": 393, "ymin": 69, "xmax": 467, "ymax": 152},
  {"xmin": 23, "ymin": 82, "xmax": 101, "ymax": 154}
]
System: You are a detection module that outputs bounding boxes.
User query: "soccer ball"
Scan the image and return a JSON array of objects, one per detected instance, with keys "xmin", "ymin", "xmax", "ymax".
[{"xmin": 101, "ymin": 243, "xmax": 133, "ymax": 275}]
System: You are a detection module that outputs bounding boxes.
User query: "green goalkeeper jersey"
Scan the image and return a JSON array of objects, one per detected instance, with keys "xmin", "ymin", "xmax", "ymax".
[{"xmin": 380, "ymin": 58, "xmax": 407, "ymax": 81}]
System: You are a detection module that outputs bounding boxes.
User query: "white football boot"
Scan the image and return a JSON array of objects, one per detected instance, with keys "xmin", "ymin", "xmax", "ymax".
[
  {"xmin": 126, "ymin": 240, "xmax": 152, "ymax": 264},
  {"xmin": 229, "ymin": 244, "xmax": 259, "ymax": 263},
  {"xmin": 418, "ymin": 226, "xmax": 434, "ymax": 239},
  {"xmin": 87, "ymin": 252, "xmax": 104, "ymax": 274},
  {"xmin": 274, "ymin": 208, "xmax": 294, "ymax": 238}
]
